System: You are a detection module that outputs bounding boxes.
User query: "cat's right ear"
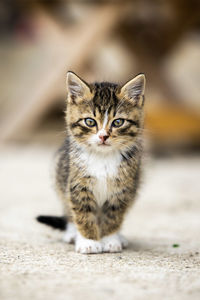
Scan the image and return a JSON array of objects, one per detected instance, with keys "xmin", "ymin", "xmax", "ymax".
[{"xmin": 66, "ymin": 71, "xmax": 92, "ymax": 102}]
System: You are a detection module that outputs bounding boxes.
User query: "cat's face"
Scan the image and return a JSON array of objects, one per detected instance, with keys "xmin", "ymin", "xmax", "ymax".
[{"xmin": 66, "ymin": 72, "xmax": 145, "ymax": 154}]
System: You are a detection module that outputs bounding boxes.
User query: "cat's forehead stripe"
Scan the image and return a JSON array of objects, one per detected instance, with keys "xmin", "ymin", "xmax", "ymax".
[
  {"xmin": 102, "ymin": 110, "xmax": 108, "ymax": 129},
  {"xmin": 90, "ymin": 82, "xmax": 120, "ymax": 119},
  {"xmin": 92, "ymin": 83, "xmax": 118, "ymax": 106}
]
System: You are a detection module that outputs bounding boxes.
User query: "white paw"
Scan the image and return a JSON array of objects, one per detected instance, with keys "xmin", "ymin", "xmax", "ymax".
[
  {"xmin": 62, "ymin": 223, "xmax": 77, "ymax": 244},
  {"xmin": 101, "ymin": 233, "xmax": 122, "ymax": 253},
  {"xmin": 118, "ymin": 233, "xmax": 129, "ymax": 249},
  {"xmin": 75, "ymin": 233, "xmax": 102, "ymax": 254}
]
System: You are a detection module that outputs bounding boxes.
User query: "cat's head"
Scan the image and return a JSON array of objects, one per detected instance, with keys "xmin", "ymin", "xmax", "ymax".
[{"xmin": 65, "ymin": 72, "xmax": 145, "ymax": 154}]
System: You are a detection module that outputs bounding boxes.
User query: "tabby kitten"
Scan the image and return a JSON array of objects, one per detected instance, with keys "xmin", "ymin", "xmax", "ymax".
[{"xmin": 37, "ymin": 71, "xmax": 146, "ymax": 254}]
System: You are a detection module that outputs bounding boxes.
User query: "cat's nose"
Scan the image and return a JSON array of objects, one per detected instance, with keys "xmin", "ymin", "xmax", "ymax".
[{"xmin": 99, "ymin": 134, "xmax": 109, "ymax": 142}]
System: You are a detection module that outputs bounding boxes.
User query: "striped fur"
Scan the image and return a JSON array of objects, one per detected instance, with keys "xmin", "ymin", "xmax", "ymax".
[{"xmin": 54, "ymin": 72, "xmax": 146, "ymax": 243}]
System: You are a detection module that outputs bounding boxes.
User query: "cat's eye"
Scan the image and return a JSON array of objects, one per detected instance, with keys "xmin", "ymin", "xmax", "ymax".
[
  {"xmin": 112, "ymin": 118, "xmax": 124, "ymax": 128},
  {"xmin": 84, "ymin": 118, "xmax": 96, "ymax": 127}
]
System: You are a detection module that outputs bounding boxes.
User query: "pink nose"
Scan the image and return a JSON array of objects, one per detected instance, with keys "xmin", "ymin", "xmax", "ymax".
[{"xmin": 99, "ymin": 135, "xmax": 109, "ymax": 142}]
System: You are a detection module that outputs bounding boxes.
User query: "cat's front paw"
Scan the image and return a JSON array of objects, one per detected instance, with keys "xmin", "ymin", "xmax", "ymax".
[
  {"xmin": 75, "ymin": 233, "xmax": 102, "ymax": 254},
  {"xmin": 101, "ymin": 233, "xmax": 122, "ymax": 253}
]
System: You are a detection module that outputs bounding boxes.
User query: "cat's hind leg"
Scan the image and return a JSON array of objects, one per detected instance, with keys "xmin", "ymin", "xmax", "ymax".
[
  {"xmin": 118, "ymin": 233, "xmax": 129, "ymax": 249},
  {"xmin": 62, "ymin": 222, "xmax": 77, "ymax": 244}
]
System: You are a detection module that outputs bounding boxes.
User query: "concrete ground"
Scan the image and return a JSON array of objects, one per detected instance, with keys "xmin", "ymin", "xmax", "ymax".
[{"xmin": 0, "ymin": 146, "xmax": 200, "ymax": 300}]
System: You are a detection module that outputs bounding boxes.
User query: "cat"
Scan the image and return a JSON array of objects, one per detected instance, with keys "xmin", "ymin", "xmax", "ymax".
[{"xmin": 37, "ymin": 71, "xmax": 146, "ymax": 254}]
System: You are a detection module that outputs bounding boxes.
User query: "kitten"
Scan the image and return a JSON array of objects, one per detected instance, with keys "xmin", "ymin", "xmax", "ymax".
[{"xmin": 37, "ymin": 71, "xmax": 146, "ymax": 254}]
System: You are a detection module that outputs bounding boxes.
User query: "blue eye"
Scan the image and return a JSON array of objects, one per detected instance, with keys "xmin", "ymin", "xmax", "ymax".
[
  {"xmin": 85, "ymin": 118, "xmax": 96, "ymax": 127},
  {"xmin": 112, "ymin": 119, "xmax": 124, "ymax": 128}
]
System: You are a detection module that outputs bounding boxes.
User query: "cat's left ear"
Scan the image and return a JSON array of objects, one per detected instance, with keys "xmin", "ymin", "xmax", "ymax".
[
  {"xmin": 119, "ymin": 74, "xmax": 146, "ymax": 106},
  {"xmin": 66, "ymin": 71, "xmax": 93, "ymax": 102}
]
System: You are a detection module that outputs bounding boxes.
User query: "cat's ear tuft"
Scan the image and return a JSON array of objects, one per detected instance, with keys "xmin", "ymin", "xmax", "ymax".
[
  {"xmin": 119, "ymin": 74, "xmax": 146, "ymax": 105},
  {"xmin": 66, "ymin": 71, "xmax": 92, "ymax": 100}
]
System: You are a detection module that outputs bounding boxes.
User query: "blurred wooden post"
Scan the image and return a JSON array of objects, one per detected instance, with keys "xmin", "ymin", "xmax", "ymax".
[{"xmin": 0, "ymin": 4, "xmax": 124, "ymax": 143}]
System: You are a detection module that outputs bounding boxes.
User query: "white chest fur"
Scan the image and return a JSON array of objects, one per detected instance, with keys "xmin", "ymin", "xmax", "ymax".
[{"xmin": 79, "ymin": 151, "xmax": 122, "ymax": 206}]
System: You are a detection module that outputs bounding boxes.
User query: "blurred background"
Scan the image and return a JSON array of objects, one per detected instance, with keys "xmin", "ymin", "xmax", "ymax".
[{"xmin": 0, "ymin": 0, "xmax": 200, "ymax": 154}]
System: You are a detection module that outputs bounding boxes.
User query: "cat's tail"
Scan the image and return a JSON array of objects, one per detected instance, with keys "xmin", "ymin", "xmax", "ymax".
[{"xmin": 36, "ymin": 215, "xmax": 67, "ymax": 231}]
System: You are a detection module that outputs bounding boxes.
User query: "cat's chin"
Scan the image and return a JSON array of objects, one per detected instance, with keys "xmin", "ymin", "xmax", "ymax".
[
  {"xmin": 97, "ymin": 143, "xmax": 110, "ymax": 147},
  {"xmin": 87, "ymin": 144, "xmax": 115, "ymax": 154}
]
